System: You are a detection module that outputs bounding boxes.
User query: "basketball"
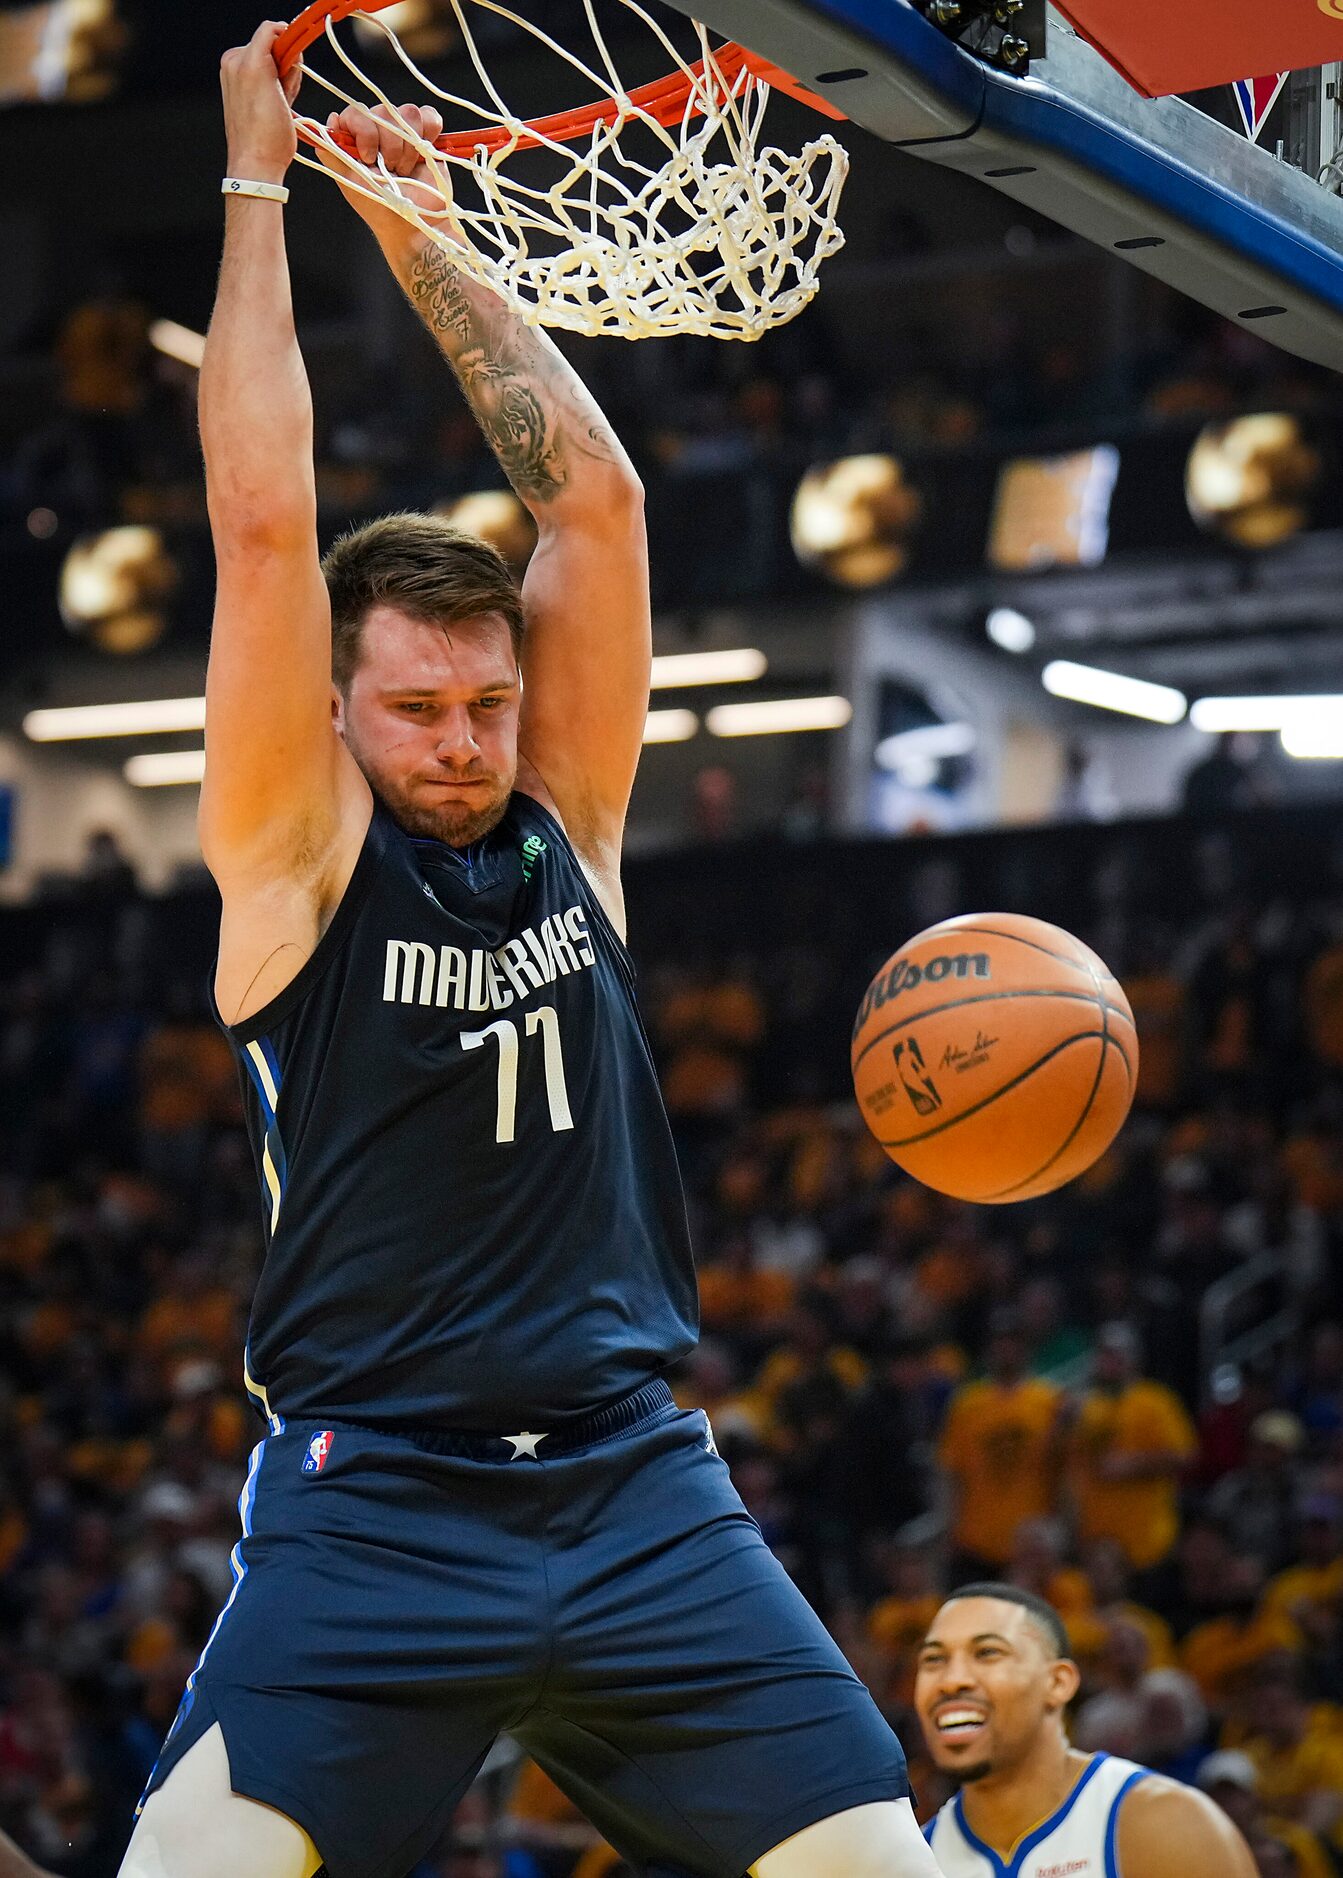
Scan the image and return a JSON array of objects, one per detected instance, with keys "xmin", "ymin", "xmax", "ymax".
[{"xmin": 851, "ymin": 913, "xmax": 1137, "ymax": 1204}]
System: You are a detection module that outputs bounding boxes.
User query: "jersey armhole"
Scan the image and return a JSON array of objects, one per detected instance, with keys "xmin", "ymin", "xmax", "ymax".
[
  {"xmin": 1105, "ymin": 1767, "xmax": 1151, "ymax": 1878},
  {"xmin": 513, "ymin": 790, "xmax": 638, "ymax": 994},
  {"xmin": 209, "ymin": 805, "xmax": 391, "ymax": 1043}
]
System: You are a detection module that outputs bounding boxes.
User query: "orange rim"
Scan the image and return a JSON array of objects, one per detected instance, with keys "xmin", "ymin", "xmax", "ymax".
[{"xmin": 275, "ymin": 0, "xmax": 846, "ymax": 156}]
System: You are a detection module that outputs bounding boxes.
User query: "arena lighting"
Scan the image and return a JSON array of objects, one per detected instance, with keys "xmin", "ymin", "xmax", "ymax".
[
  {"xmin": 351, "ymin": 0, "xmax": 461, "ymax": 59},
  {"xmin": 23, "ymin": 697, "xmax": 207, "ymax": 742},
  {"xmin": 790, "ymin": 456, "xmax": 922, "ymax": 589},
  {"xmin": 0, "ymin": 0, "xmax": 127, "ymax": 104},
  {"xmin": 124, "ymin": 750, "xmax": 207, "ymax": 788},
  {"xmin": 643, "ymin": 709, "xmax": 698, "ymax": 744},
  {"xmin": 875, "ymin": 723, "xmax": 976, "ymax": 770},
  {"xmin": 60, "ymin": 525, "xmax": 179, "ymax": 654},
  {"xmin": 434, "ymin": 490, "xmax": 534, "ymax": 571},
  {"xmin": 149, "ymin": 319, "xmax": 206, "ymax": 370},
  {"xmin": 649, "ymin": 649, "xmax": 767, "ymax": 688},
  {"xmin": 986, "ymin": 607, "xmax": 1036, "ymax": 653},
  {"xmin": 1190, "ymin": 695, "xmax": 1343, "ymax": 733},
  {"xmin": 1042, "ymin": 661, "xmax": 1187, "ymax": 725},
  {"xmin": 706, "ymin": 696, "xmax": 852, "ymax": 737},
  {"xmin": 1281, "ymin": 717, "xmax": 1343, "ymax": 760},
  {"xmin": 1186, "ymin": 414, "xmax": 1322, "ymax": 549},
  {"xmin": 890, "ymin": 753, "xmax": 938, "ymax": 789}
]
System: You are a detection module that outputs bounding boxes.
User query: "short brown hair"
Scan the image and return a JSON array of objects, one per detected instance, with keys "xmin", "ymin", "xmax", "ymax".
[{"xmin": 322, "ymin": 512, "xmax": 525, "ymax": 692}]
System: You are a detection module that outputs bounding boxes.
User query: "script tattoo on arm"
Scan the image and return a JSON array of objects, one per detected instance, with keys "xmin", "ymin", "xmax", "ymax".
[
  {"xmin": 405, "ymin": 242, "xmax": 619, "ymax": 505},
  {"xmin": 408, "ymin": 243, "xmax": 474, "ymax": 349}
]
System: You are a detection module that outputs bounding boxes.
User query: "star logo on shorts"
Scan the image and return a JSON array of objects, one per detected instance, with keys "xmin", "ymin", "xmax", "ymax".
[{"xmin": 504, "ymin": 1431, "xmax": 548, "ymax": 1460}]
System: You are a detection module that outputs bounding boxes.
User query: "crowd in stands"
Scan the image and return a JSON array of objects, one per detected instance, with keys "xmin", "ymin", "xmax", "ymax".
[{"xmin": 0, "ymin": 803, "xmax": 1340, "ymax": 1876}]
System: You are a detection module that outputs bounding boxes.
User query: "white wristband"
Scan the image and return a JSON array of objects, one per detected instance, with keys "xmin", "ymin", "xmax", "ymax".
[{"xmin": 222, "ymin": 177, "xmax": 290, "ymax": 204}]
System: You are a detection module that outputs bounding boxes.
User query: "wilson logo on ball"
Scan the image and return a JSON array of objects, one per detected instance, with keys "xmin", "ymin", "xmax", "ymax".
[{"xmin": 853, "ymin": 951, "xmax": 990, "ymax": 1034}]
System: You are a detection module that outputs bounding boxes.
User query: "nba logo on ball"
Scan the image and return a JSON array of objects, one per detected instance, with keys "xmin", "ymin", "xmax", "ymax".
[{"xmin": 302, "ymin": 1430, "xmax": 334, "ymax": 1475}]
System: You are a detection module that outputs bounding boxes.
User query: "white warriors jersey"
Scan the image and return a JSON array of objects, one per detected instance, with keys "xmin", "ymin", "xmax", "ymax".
[{"xmin": 925, "ymin": 1753, "xmax": 1152, "ymax": 1878}]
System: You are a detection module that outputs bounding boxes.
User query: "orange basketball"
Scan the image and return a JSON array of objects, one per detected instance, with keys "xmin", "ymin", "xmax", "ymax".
[{"xmin": 851, "ymin": 913, "xmax": 1137, "ymax": 1204}]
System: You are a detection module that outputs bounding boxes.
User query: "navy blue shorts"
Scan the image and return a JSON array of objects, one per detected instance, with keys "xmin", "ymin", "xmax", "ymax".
[{"xmin": 138, "ymin": 1383, "xmax": 907, "ymax": 1878}]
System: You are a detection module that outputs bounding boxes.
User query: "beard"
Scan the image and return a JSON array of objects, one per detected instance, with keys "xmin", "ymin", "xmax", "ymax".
[
  {"xmin": 346, "ymin": 739, "xmax": 513, "ymax": 849},
  {"xmin": 380, "ymin": 780, "xmax": 511, "ymax": 848},
  {"xmin": 952, "ymin": 1761, "xmax": 995, "ymax": 1785}
]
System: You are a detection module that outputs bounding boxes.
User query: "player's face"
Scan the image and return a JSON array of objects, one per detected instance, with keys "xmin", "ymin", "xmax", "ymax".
[
  {"xmin": 336, "ymin": 606, "xmax": 520, "ymax": 848},
  {"xmin": 914, "ymin": 1598, "xmax": 1078, "ymax": 1784}
]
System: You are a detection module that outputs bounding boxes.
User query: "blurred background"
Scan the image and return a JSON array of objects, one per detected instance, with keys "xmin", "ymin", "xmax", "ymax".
[{"xmin": 0, "ymin": 2, "xmax": 1341, "ymax": 1875}]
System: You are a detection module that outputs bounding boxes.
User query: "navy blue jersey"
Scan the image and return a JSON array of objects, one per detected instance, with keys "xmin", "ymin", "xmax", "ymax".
[{"xmin": 214, "ymin": 793, "xmax": 698, "ymax": 1431}]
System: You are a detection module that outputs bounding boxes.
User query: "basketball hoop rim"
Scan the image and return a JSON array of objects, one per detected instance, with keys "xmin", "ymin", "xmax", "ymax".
[{"xmin": 273, "ymin": 0, "xmax": 846, "ymax": 158}]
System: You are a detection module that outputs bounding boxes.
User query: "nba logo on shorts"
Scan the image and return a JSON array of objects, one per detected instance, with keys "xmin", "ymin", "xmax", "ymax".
[{"xmin": 302, "ymin": 1430, "xmax": 334, "ymax": 1475}]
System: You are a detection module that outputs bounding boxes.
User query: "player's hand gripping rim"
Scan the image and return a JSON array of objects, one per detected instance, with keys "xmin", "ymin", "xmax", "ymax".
[
  {"xmin": 220, "ymin": 20, "xmax": 304, "ymax": 186},
  {"xmin": 316, "ymin": 102, "xmax": 466, "ymax": 251}
]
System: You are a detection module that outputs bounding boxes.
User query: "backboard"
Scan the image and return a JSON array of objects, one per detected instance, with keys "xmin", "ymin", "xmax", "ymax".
[{"xmin": 655, "ymin": 0, "xmax": 1343, "ymax": 371}]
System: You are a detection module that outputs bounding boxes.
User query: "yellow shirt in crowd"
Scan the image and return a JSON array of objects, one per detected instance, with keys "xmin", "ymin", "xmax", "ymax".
[
  {"xmin": 1233, "ymin": 1707, "xmax": 1343, "ymax": 1851},
  {"xmin": 1068, "ymin": 1380, "xmax": 1197, "ymax": 1569},
  {"xmin": 1066, "ymin": 1599, "xmax": 1177, "ymax": 1672},
  {"xmin": 1261, "ymin": 1559, "xmax": 1343, "ymax": 1626},
  {"xmin": 1179, "ymin": 1607, "xmax": 1302, "ymax": 1705},
  {"xmin": 937, "ymin": 1377, "xmax": 1061, "ymax": 1566},
  {"xmin": 867, "ymin": 1592, "xmax": 943, "ymax": 1705},
  {"xmin": 1265, "ymin": 1818, "xmax": 1337, "ymax": 1878}
]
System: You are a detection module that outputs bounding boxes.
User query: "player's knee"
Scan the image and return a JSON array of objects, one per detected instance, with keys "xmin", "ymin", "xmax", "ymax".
[
  {"xmin": 118, "ymin": 1804, "xmax": 216, "ymax": 1878},
  {"xmin": 754, "ymin": 1799, "xmax": 942, "ymax": 1878},
  {"xmin": 120, "ymin": 1798, "xmax": 320, "ymax": 1878},
  {"xmin": 119, "ymin": 1793, "xmax": 238, "ymax": 1878},
  {"xmin": 118, "ymin": 1725, "xmax": 321, "ymax": 1878}
]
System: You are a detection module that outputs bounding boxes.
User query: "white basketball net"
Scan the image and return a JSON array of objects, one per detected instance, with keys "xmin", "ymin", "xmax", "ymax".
[{"xmin": 289, "ymin": 0, "xmax": 849, "ymax": 340}]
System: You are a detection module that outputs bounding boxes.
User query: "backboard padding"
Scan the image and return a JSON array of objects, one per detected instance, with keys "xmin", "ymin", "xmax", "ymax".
[{"xmin": 1050, "ymin": 0, "xmax": 1343, "ymax": 99}]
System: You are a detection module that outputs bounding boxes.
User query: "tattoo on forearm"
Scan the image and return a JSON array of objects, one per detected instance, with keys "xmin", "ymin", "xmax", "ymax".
[
  {"xmin": 409, "ymin": 244, "xmax": 474, "ymax": 349},
  {"xmin": 406, "ymin": 242, "xmax": 619, "ymax": 503},
  {"xmin": 461, "ymin": 364, "xmax": 561, "ymax": 499}
]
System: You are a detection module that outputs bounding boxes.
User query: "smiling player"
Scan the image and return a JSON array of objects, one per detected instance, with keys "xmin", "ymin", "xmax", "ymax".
[{"xmin": 914, "ymin": 1585, "xmax": 1255, "ymax": 1877}]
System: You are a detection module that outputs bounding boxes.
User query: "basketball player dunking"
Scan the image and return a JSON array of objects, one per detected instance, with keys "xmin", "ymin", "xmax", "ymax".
[
  {"xmin": 914, "ymin": 1586, "xmax": 1256, "ymax": 1878},
  {"xmin": 119, "ymin": 24, "xmax": 938, "ymax": 1878}
]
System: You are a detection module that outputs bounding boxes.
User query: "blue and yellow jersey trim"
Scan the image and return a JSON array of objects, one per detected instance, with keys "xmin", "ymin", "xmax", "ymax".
[{"xmin": 241, "ymin": 1035, "xmax": 287, "ymax": 1235}]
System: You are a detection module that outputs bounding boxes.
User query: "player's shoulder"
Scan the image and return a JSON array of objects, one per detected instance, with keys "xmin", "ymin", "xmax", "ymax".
[
  {"xmin": 1115, "ymin": 1770, "xmax": 1256, "ymax": 1874},
  {"xmin": 1116, "ymin": 1770, "xmax": 1224, "ymax": 1829}
]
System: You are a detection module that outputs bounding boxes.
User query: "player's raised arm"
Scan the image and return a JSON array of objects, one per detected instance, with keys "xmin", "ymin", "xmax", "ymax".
[
  {"xmin": 197, "ymin": 24, "xmax": 366, "ymax": 884},
  {"xmin": 326, "ymin": 107, "xmax": 649, "ymax": 896}
]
